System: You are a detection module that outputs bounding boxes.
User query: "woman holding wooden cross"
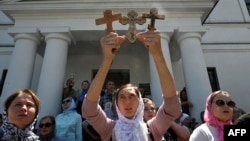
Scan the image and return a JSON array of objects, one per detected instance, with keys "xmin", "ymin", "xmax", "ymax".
[{"xmin": 82, "ymin": 29, "xmax": 181, "ymax": 141}]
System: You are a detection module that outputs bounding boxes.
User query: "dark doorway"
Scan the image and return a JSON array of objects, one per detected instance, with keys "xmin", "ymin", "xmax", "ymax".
[
  {"xmin": 0, "ymin": 69, "xmax": 8, "ymax": 97},
  {"xmin": 207, "ymin": 67, "xmax": 220, "ymax": 92},
  {"xmin": 92, "ymin": 69, "xmax": 130, "ymax": 88}
]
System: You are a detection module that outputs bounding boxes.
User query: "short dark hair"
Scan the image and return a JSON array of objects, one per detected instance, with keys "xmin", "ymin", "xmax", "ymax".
[
  {"xmin": 143, "ymin": 98, "xmax": 156, "ymax": 108},
  {"xmin": 39, "ymin": 115, "xmax": 55, "ymax": 126},
  {"xmin": 180, "ymin": 87, "xmax": 186, "ymax": 93},
  {"xmin": 82, "ymin": 80, "xmax": 90, "ymax": 85},
  {"xmin": 234, "ymin": 113, "xmax": 250, "ymax": 126}
]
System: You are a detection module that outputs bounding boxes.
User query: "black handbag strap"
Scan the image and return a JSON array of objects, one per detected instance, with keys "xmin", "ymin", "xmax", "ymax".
[{"xmin": 147, "ymin": 123, "xmax": 154, "ymax": 141}]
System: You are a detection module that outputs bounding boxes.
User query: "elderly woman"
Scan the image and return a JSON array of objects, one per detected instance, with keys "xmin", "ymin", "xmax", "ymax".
[
  {"xmin": 189, "ymin": 90, "xmax": 236, "ymax": 141},
  {"xmin": 38, "ymin": 115, "xmax": 64, "ymax": 141},
  {"xmin": 0, "ymin": 89, "xmax": 40, "ymax": 141},
  {"xmin": 82, "ymin": 30, "xmax": 181, "ymax": 141}
]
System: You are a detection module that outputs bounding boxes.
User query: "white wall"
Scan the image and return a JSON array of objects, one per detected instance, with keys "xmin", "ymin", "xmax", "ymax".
[
  {"xmin": 206, "ymin": 0, "xmax": 250, "ymax": 23},
  {"xmin": 65, "ymin": 40, "xmax": 150, "ymax": 90},
  {"xmin": 30, "ymin": 54, "xmax": 43, "ymax": 92},
  {"xmin": 0, "ymin": 47, "xmax": 12, "ymax": 75},
  {"xmin": 203, "ymin": 44, "xmax": 250, "ymax": 113},
  {"xmin": 0, "ymin": 30, "xmax": 14, "ymax": 45},
  {"xmin": 172, "ymin": 59, "xmax": 185, "ymax": 92}
]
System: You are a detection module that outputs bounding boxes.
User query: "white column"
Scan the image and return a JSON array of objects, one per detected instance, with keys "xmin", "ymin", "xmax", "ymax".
[
  {"xmin": 177, "ymin": 29, "xmax": 212, "ymax": 123},
  {"xmin": 0, "ymin": 28, "xmax": 40, "ymax": 111},
  {"xmin": 37, "ymin": 29, "xmax": 72, "ymax": 118},
  {"xmin": 150, "ymin": 32, "xmax": 173, "ymax": 107}
]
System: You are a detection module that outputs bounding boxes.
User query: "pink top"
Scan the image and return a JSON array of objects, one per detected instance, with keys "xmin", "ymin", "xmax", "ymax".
[{"xmin": 82, "ymin": 95, "xmax": 181, "ymax": 141}]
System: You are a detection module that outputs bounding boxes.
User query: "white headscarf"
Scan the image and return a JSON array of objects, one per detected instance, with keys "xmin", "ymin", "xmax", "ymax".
[
  {"xmin": 180, "ymin": 113, "xmax": 189, "ymax": 124},
  {"xmin": 112, "ymin": 91, "xmax": 148, "ymax": 141}
]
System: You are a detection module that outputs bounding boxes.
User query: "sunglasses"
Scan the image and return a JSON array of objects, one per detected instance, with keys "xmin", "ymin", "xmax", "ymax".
[
  {"xmin": 214, "ymin": 99, "xmax": 235, "ymax": 108},
  {"xmin": 39, "ymin": 122, "xmax": 53, "ymax": 128},
  {"xmin": 62, "ymin": 99, "xmax": 71, "ymax": 104}
]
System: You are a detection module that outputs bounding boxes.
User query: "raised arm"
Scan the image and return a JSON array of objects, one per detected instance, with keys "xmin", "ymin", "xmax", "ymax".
[
  {"xmin": 137, "ymin": 30, "xmax": 176, "ymax": 98},
  {"xmin": 85, "ymin": 32, "xmax": 126, "ymax": 102},
  {"xmin": 170, "ymin": 121, "xmax": 190, "ymax": 141}
]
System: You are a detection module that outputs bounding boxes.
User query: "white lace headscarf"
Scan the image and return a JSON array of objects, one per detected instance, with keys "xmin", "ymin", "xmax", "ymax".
[{"xmin": 112, "ymin": 87, "xmax": 148, "ymax": 141}]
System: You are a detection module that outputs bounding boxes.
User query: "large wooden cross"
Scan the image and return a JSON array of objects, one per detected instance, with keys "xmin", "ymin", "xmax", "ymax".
[
  {"xmin": 95, "ymin": 9, "xmax": 122, "ymax": 34},
  {"xmin": 119, "ymin": 10, "xmax": 146, "ymax": 43},
  {"xmin": 142, "ymin": 8, "xmax": 165, "ymax": 31}
]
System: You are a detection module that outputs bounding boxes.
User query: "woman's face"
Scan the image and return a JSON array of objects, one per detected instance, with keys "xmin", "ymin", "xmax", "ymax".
[
  {"xmin": 211, "ymin": 94, "xmax": 234, "ymax": 121},
  {"xmin": 117, "ymin": 87, "xmax": 139, "ymax": 119},
  {"xmin": 182, "ymin": 116, "xmax": 191, "ymax": 127},
  {"xmin": 7, "ymin": 93, "xmax": 37, "ymax": 129},
  {"xmin": 180, "ymin": 91, "xmax": 187, "ymax": 100},
  {"xmin": 62, "ymin": 97, "xmax": 72, "ymax": 109},
  {"xmin": 39, "ymin": 118, "xmax": 54, "ymax": 136},
  {"xmin": 143, "ymin": 101, "xmax": 156, "ymax": 122}
]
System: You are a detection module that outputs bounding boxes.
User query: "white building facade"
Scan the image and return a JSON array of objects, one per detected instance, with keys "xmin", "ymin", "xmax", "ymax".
[{"xmin": 0, "ymin": 0, "xmax": 250, "ymax": 124}]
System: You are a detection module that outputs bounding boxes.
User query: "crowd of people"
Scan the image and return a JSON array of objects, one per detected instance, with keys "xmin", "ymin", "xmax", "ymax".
[{"xmin": 0, "ymin": 30, "xmax": 249, "ymax": 141}]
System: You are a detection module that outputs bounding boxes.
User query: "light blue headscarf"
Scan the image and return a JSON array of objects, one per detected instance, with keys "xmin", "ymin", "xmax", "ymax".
[{"xmin": 62, "ymin": 97, "xmax": 76, "ymax": 112}]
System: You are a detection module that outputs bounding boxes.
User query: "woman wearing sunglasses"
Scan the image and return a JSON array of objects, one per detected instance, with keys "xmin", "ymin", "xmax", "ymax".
[
  {"xmin": 189, "ymin": 90, "xmax": 236, "ymax": 141},
  {"xmin": 38, "ymin": 115, "xmax": 64, "ymax": 141},
  {"xmin": 55, "ymin": 96, "xmax": 82, "ymax": 141}
]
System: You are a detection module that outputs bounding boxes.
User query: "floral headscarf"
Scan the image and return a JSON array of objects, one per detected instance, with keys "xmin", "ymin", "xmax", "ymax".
[
  {"xmin": 0, "ymin": 111, "xmax": 39, "ymax": 141},
  {"xmin": 204, "ymin": 91, "xmax": 233, "ymax": 141}
]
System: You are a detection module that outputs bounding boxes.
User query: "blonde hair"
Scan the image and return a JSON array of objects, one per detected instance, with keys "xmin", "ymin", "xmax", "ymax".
[{"xmin": 4, "ymin": 89, "xmax": 40, "ymax": 116}]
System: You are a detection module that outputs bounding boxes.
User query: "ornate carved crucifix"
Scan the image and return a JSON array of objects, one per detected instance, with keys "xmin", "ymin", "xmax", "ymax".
[
  {"xmin": 119, "ymin": 10, "xmax": 146, "ymax": 43},
  {"xmin": 142, "ymin": 8, "xmax": 165, "ymax": 31},
  {"xmin": 95, "ymin": 9, "xmax": 122, "ymax": 34}
]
